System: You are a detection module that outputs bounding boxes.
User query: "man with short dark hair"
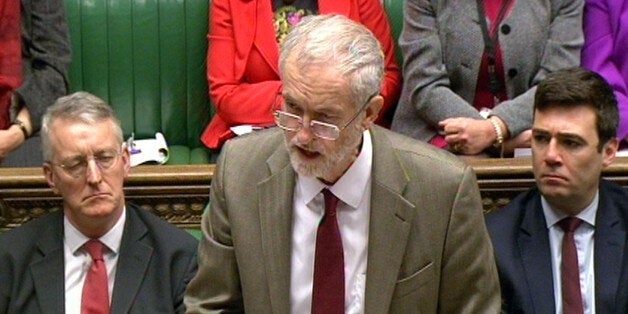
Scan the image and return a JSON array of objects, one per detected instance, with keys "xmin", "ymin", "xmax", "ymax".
[{"xmin": 486, "ymin": 67, "xmax": 628, "ymax": 313}]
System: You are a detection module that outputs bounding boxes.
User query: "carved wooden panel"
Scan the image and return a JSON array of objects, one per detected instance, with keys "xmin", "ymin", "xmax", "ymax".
[
  {"xmin": 2, "ymin": 157, "xmax": 628, "ymax": 232},
  {"xmin": 0, "ymin": 165, "xmax": 214, "ymax": 232}
]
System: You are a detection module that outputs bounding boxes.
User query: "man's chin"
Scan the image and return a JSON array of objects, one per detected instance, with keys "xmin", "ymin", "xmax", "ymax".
[{"xmin": 539, "ymin": 185, "xmax": 571, "ymax": 201}]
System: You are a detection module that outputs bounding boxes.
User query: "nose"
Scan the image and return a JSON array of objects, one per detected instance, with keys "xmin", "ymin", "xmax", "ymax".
[
  {"xmin": 85, "ymin": 158, "xmax": 103, "ymax": 184},
  {"xmin": 544, "ymin": 139, "xmax": 562, "ymax": 166},
  {"xmin": 295, "ymin": 119, "xmax": 316, "ymax": 145}
]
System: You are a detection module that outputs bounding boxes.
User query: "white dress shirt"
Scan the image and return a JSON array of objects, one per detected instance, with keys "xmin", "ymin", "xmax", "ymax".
[
  {"xmin": 290, "ymin": 130, "xmax": 372, "ymax": 314},
  {"xmin": 543, "ymin": 193, "xmax": 598, "ymax": 314},
  {"xmin": 64, "ymin": 207, "xmax": 126, "ymax": 314}
]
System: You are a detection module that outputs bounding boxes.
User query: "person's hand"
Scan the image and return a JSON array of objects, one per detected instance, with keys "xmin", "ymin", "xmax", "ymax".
[{"xmin": 439, "ymin": 117, "xmax": 496, "ymax": 155}]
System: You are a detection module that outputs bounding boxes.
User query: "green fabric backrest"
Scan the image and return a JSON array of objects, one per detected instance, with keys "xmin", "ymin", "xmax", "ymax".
[
  {"xmin": 64, "ymin": 0, "xmax": 213, "ymax": 164},
  {"xmin": 384, "ymin": 0, "xmax": 404, "ymax": 68}
]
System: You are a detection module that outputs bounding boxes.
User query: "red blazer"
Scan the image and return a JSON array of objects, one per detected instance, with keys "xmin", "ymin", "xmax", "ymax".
[{"xmin": 201, "ymin": 0, "xmax": 401, "ymax": 150}]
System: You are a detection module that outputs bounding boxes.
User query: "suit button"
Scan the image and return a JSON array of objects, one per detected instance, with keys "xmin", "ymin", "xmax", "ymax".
[
  {"xmin": 501, "ymin": 24, "xmax": 511, "ymax": 35},
  {"xmin": 508, "ymin": 68, "xmax": 518, "ymax": 78}
]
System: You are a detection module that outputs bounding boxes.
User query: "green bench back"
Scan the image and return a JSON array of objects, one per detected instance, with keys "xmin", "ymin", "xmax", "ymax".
[{"xmin": 64, "ymin": 0, "xmax": 213, "ymax": 164}]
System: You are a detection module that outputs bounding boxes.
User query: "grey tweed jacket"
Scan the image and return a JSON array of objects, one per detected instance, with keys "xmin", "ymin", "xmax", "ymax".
[{"xmin": 391, "ymin": 0, "xmax": 583, "ymax": 142}]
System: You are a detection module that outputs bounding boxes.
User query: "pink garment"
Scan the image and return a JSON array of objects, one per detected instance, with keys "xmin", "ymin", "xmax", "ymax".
[{"xmin": 0, "ymin": 0, "xmax": 23, "ymax": 129}]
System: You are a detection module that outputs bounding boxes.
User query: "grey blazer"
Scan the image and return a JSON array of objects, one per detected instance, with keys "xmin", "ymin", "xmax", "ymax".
[
  {"xmin": 0, "ymin": 203, "xmax": 199, "ymax": 314},
  {"xmin": 391, "ymin": 0, "xmax": 583, "ymax": 142},
  {"xmin": 184, "ymin": 126, "xmax": 501, "ymax": 313}
]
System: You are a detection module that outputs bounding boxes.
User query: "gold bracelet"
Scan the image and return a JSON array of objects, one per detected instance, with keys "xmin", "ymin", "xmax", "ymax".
[
  {"xmin": 11, "ymin": 119, "xmax": 30, "ymax": 139},
  {"xmin": 488, "ymin": 116, "xmax": 504, "ymax": 147}
]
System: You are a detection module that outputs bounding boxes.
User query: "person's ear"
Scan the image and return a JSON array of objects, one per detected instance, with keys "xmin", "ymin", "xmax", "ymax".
[
  {"xmin": 43, "ymin": 163, "xmax": 60, "ymax": 194},
  {"xmin": 601, "ymin": 137, "xmax": 619, "ymax": 168},
  {"xmin": 361, "ymin": 95, "xmax": 383, "ymax": 130},
  {"xmin": 120, "ymin": 143, "xmax": 132, "ymax": 177}
]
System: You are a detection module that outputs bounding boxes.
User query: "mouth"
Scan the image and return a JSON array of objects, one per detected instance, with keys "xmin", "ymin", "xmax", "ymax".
[
  {"xmin": 540, "ymin": 173, "xmax": 568, "ymax": 184},
  {"xmin": 293, "ymin": 145, "xmax": 321, "ymax": 160},
  {"xmin": 83, "ymin": 192, "xmax": 112, "ymax": 202}
]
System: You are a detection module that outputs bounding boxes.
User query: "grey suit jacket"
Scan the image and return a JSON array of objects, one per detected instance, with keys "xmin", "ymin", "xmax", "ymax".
[
  {"xmin": 0, "ymin": 203, "xmax": 199, "ymax": 314},
  {"xmin": 391, "ymin": 0, "xmax": 583, "ymax": 142},
  {"xmin": 184, "ymin": 126, "xmax": 501, "ymax": 313},
  {"xmin": 486, "ymin": 180, "xmax": 628, "ymax": 313}
]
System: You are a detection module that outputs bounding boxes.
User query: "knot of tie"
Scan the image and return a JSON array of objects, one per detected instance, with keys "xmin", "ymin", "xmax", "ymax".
[
  {"xmin": 322, "ymin": 189, "xmax": 339, "ymax": 217},
  {"xmin": 84, "ymin": 239, "xmax": 105, "ymax": 261},
  {"xmin": 558, "ymin": 217, "xmax": 583, "ymax": 233}
]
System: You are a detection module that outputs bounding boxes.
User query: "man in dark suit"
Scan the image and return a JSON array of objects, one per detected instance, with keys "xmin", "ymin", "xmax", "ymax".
[
  {"xmin": 486, "ymin": 67, "xmax": 628, "ymax": 313},
  {"xmin": 185, "ymin": 15, "xmax": 500, "ymax": 313},
  {"xmin": 0, "ymin": 91, "xmax": 198, "ymax": 313}
]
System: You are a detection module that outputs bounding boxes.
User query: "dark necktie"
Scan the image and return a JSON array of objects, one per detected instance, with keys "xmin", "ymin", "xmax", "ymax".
[
  {"xmin": 311, "ymin": 189, "xmax": 345, "ymax": 314},
  {"xmin": 81, "ymin": 239, "xmax": 110, "ymax": 314},
  {"xmin": 558, "ymin": 217, "xmax": 584, "ymax": 314}
]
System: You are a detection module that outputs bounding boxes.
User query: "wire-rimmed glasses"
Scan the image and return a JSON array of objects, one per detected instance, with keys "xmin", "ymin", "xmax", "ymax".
[
  {"xmin": 52, "ymin": 148, "xmax": 123, "ymax": 179},
  {"xmin": 274, "ymin": 93, "xmax": 377, "ymax": 140}
]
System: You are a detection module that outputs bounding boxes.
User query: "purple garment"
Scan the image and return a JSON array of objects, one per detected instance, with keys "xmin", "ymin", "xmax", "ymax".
[{"xmin": 582, "ymin": 0, "xmax": 628, "ymax": 141}]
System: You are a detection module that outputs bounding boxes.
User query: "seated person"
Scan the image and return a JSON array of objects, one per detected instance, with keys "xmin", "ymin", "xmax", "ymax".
[
  {"xmin": 200, "ymin": 0, "xmax": 401, "ymax": 151},
  {"xmin": 392, "ymin": 0, "xmax": 583, "ymax": 157},
  {"xmin": 1, "ymin": 0, "xmax": 71, "ymax": 167},
  {"xmin": 185, "ymin": 14, "xmax": 500, "ymax": 313},
  {"xmin": 0, "ymin": 92, "xmax": 198, "ymax": 313},
  {"xmin": 581, "ymin": 0, "xmax": 628, "ymax": 147},
  {"xmin": 486, "ymin": 68, "xmax": 628, "ymax": 313}
]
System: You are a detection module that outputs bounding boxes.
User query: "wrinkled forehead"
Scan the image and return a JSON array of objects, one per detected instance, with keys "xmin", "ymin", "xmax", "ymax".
[{"xmin": 282, "ymin": 60, "xmax": 352, "ymax": 102}]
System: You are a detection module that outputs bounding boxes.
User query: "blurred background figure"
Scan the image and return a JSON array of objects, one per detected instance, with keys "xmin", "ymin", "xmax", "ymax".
[
  {"xmin": 199, "ymin": 0, "xmax": 401, "ymax": 152},
  {"xmin": 392, "ymin": 0, "xmax": 583, "ymax": 157},
  {"xmin": 581, "ymin": 0, "xmax": 628, "ymax": 148},
  {"xmin": 0, "ymin": 0, "xmax": 71, "ymax": 167}
]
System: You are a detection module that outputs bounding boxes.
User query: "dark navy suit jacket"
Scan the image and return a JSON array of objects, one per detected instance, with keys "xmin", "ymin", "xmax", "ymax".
[
  {"xmin": 485, "ymin": 180, "xmax": 628, "ymax": 313},
  {"xmin": 0, "ymin": 203, "xmax": 198, "ymax": 313}
]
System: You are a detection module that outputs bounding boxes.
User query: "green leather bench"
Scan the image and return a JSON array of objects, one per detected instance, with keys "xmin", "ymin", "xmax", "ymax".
[{"xmin": 64, "ymin": 0, "xmax": 213, "ymax": 164}]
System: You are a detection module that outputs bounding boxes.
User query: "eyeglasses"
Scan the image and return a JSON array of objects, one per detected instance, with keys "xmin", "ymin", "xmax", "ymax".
[
  {"xmin": 52, "ymin": 149, "xmax": 123, "ymax": 179},
  {"xmin": 274, "ymin": 93, "xmax": 377, "ymax": 140}
]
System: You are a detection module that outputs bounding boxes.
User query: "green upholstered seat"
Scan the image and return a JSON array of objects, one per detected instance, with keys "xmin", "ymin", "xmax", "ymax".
[{"xmin": 64, "ymin": 0, "xmax": 213, "ymax": 164}]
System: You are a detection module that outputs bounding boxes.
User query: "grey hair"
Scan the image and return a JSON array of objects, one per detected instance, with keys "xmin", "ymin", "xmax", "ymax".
[
  {"xmin": 41, "ymin": 91, "xmax": 123, "ymax": 161},
  {"xmin": 279, "ymin": 14, "xmax": 385, "ymax": 106}
]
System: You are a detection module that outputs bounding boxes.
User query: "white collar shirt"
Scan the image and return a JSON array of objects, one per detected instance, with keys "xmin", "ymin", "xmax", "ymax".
[
  {"xmin": 543, "ymin": 193, "xmax": 598, "ymax": 314},
  {"xmin": 290, "ymin": 130, "xmax": 373, "ymax": 314},
  {"xmin": 64, "ymin": 206, "xmax": 126, "ymax": 313}
]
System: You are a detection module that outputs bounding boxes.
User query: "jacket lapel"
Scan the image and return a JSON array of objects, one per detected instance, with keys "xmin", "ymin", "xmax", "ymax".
[
  {"xmin": 363, "ymin": 128, "xmax": 415, "ymax": 313},
  {"xmin": 258, "ymin": 145, "xmax": 295, "ymax": 313},
  {"xmin": 594, "ymin": 185, "xmax": 625, "ymax": 312},
  {"xmin": 30, "ymin": 212, "xmax": 65, "ymax": 312},
  {"xmin": 518, "ymin": 195, "xmax": 556, "ymax": 313},
  {"xmin": 110, "ymin": 206, "xmax": 153, "ymax": 313}
]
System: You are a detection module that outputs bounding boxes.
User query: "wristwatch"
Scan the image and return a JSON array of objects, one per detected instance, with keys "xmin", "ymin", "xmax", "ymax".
[{"xmin": 479, "ymin": 108, "xmax": 504, "ymax": 148}]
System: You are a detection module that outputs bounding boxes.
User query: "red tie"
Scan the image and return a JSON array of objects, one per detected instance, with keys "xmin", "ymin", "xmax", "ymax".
[
  {"xmin": 311, "ymin": 189, "xmax": 344, "ymax": 314},
  {"xmin": 81, "ymin": 239, "xmax": 110, "ymax": 314},
  {"xmin": 558, "ymin": 217, "xmax": 584, "ymax": 314}
]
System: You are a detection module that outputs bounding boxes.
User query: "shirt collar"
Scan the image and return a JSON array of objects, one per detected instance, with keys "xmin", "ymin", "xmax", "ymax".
[
  {"xmin": 64, "ymin": 206, "xmax": 127, "ymax": 255},
  {"xmin": 297, "ymin": 130, "xmax": 373, "ymax": 208},
  {"xmin": 542, "ymin": 191, "xmax": 598, "ymax": 228}
]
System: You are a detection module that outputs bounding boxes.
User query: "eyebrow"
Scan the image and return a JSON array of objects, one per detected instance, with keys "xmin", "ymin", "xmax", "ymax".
[{"xmin": 532, "ymin": 128, "xmax": 587, "ymax": 142}]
